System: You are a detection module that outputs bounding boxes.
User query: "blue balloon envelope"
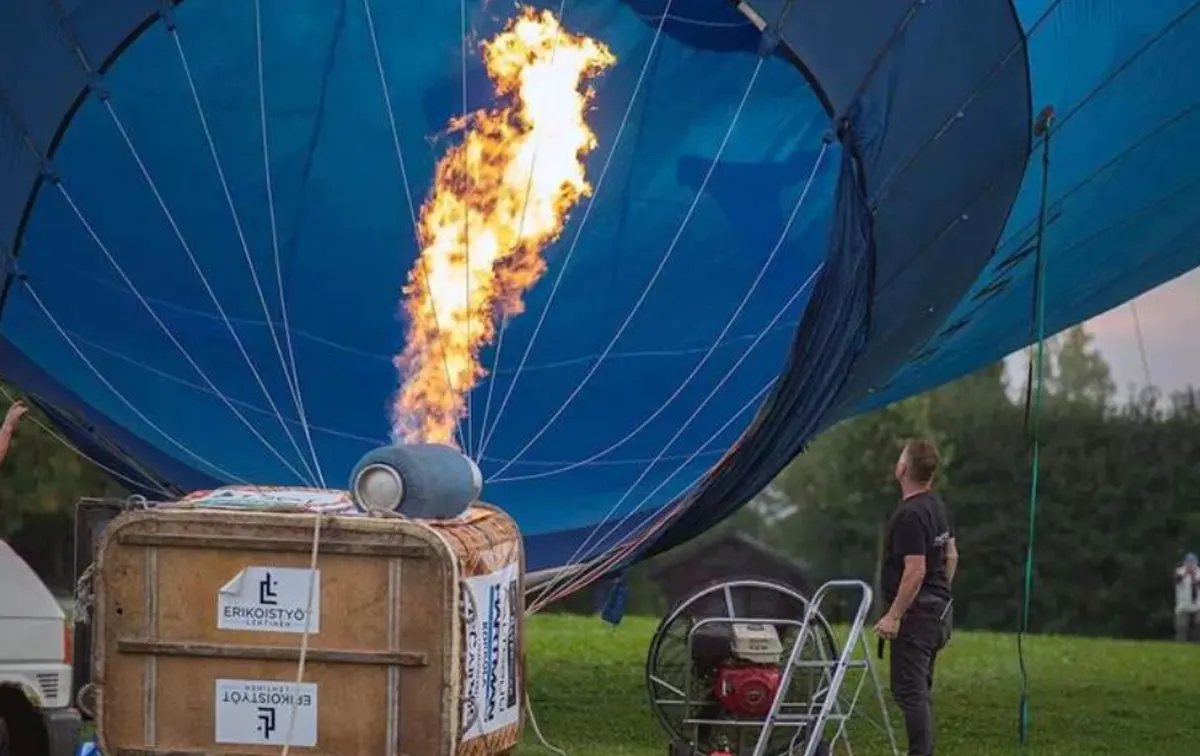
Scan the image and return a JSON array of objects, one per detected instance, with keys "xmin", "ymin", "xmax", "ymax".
[{"xmin": 0, "ymin": 0, "xmax": 1197, "ymax": 577}]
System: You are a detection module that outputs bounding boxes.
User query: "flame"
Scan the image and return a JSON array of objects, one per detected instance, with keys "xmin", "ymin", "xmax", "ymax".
[{"xmin": 391, "ymin": 7, "xmax": 615, "ymax": 447}]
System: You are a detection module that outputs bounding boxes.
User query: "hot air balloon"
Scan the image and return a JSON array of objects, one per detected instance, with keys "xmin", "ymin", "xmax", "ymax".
[{"xmin": 0, "ymin": 0, "xmax": 1197, "ymax": 597}]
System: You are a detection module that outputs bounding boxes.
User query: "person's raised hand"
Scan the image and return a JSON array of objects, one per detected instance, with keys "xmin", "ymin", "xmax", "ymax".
[{"xmin": 4, "ymin": 400, "xmax": 28, "ymax": 429}]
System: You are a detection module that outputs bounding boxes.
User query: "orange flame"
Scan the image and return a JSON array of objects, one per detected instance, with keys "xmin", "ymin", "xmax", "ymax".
[{"xmin": 391, "ymin": 7, "xmax": 615, "ymax": 447}]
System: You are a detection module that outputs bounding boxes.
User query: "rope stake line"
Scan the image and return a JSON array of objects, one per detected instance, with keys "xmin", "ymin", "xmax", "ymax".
[
  {"xmin": 1017, "ymin": 103, "xmax": 1055, "ymax": 748},
  {"xmin": 1129, "ymin": 300, "xmax": 1154, "ymax": 388}
]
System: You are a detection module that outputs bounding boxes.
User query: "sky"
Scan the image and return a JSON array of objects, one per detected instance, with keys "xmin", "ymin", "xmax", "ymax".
[{"xmin": 1002, "ymin": 267, "xmax": 1200, "ymax": 398}]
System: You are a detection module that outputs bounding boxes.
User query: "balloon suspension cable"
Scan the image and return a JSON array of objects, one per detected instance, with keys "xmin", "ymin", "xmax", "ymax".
[
  {"xmin": 1129, "ymin": 299, "xmax": 1154, "ymax": 389},
  {"xmin": 1018, "ymin": 103, "xmax": 1055, "ymax": 748}
]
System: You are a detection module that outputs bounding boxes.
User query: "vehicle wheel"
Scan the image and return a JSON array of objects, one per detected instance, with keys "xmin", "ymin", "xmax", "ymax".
[{"xmin": 0, "ymin": 685, "xmax": 50, "ymax": 756}]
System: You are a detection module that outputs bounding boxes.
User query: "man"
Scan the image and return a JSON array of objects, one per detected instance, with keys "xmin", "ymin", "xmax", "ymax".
[
  {"xmin": 0, "ymin": 399, "xmax": 27, "ymax": 465},
  {"xmin": 1175, "ymin": 552, "xmax": 1199, "ymax": 642},
  {"xmin": 873, "ymin": 439, "xmax": 956, "ymax": 756}
]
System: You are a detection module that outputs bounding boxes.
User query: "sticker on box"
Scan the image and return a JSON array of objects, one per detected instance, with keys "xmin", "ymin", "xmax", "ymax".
[
  {"xmin": 461, "ymin": 561, "xmax": 520, "ymax": 740},
  {"xmin": 214, "ymin": 679, "xmax": 318, "ymax": 747},
  {"xmin": 217, "ymin": 566, "xmax": 320, "ymax": 634}
]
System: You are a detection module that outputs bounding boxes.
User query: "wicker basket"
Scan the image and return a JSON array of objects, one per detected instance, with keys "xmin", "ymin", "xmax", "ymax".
[{"xmin": 90, "ymin": 496, "xmax": 524, "ymax": 756}]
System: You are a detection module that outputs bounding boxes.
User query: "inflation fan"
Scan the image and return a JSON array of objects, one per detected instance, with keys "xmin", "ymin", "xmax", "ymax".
[{"xmin": 644, "ymin": 578, "xmax": 900, "ymax": 756}]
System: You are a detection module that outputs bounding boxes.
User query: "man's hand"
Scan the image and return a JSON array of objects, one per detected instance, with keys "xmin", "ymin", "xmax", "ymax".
[
  {"xmin": 3, "ymin": 400, "xmax": 27, "ymax": 429},
  {"xmin": 874, "ymin": 613, "xmax": 901, "ymax": 640}
]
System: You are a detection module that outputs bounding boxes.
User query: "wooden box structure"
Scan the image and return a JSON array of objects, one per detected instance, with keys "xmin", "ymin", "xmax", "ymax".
[{"xmin": 91, "ymin": 497, "xmax": 524, "ymax": 756}]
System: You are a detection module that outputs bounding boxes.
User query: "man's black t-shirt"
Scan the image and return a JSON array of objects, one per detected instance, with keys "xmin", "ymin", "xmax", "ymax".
[{"xmin": 881, "ymin": 491, "xmax": 954, "ymax": 605}]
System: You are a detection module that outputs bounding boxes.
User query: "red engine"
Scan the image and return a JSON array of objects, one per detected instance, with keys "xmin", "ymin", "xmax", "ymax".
[{"xmin": 713, "ymin": 664, "xmax": 782, "ymax": 719}]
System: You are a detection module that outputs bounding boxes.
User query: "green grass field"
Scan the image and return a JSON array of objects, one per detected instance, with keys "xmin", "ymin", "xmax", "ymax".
[{"xmin": 518, "ymin": 614, "xmax": 1200, "ymax": 756}]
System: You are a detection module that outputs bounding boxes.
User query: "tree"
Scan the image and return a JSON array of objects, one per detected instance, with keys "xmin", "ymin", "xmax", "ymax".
[
  {"xmin": 0, "ymin": 384, "xmax": 127, "ymax": 588},
  {"xmin": 1048, "ymin": 325, "xmax": 1116, "ymax": 409},
  {"xmin": 929, "ymin": 360, "xmax": 1011, "ymax": 419}
]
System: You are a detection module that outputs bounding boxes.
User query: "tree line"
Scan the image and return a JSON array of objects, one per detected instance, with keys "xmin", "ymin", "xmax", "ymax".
[
  {"xmin": 757, "ymin": 326, "xmax": 1199, "ymax": 640},
  {"xmin": 3, "ymin": 325, "xmax": 1198, "ymax": 639},
  {"xmin": 0, "ymin": 389, "xmax": 125, "ymax": 590}
]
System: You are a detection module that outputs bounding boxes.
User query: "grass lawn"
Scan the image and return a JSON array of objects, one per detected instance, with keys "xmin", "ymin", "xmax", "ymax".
[{"xmin": 519, "ymin": 614, "xmax": 1200, "ymax": 756}]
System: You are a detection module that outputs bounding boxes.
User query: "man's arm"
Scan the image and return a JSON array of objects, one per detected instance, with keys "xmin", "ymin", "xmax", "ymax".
[
  {"xmin": 0, "ymin": 415, "xmax": 18, "ymax": 463},
  {"xmin": 0, "ymin": 400, "xmax": 27, "ymax": 465},
  {"xmin": 946, "ymin": 537, "xmax": 959, "ymax": 585},
  {"xmin": 886, "ymin": 555, "xmax": 926, "ymax": 621}
]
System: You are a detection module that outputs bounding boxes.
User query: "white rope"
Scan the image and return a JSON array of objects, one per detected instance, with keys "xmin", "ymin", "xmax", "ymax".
[
  {"xmin": 530, "ymin": 375, "xmax": 778, "ymax": 610},
  {"xmin": 487, "ymin": 322, "xmax": 803, "ymax": 375},
  {"xmin": 60, "ymin": 256, "xmax": 802, "ymax": 372},
  {"xmin": 38, "ymin": 389, "xmax": 731, "ymax": 471},
  {"xmin": 51, "ymin": 180, "xmax": 310, "ymax": 483},
  {"xmin": 46, "ymin": 258, "xmax": 391, "ymax": 361},
  {"xmin": 539, "ymin": 242, "xmax": 869, "ymax": 606},
  {"xmin": 523, "ymin": 691, "xmax": 569, "ymax": 756},
  {"xmin": 73, "ymin": 328, "xmax": 755, "ymax": 472},
  {"xmin": 460, "ymin": 0, "xmax": 475, "ymax": 458},
  {"xmin": 474, "ymin": 0, "xmax": 571, "ymax": 460},
  {"xmin": 488, "ymin": 143, "xmax": 830, "ymax": 484},
  {"xmin": 64, "ymin": 328, "xmax": 387, "ymax": 448},
  {"xmin": 20, "ymin": 280, "xmax": 247, "ymax": 484},
  {"xmin": 0, "ymin": 20, "xmax": 266, "ymax": 490},
  {"xmin": 360, "ymin": 0, "xmax": 467, "ymax": 452},
  {"xmin": 100, "ymin": 99, "xmax": 316, "ymax": 486},
  {"xmin": 270, "ymin": 515, "xmax": 565, "ymax": 756},
  {"xmin": 530, "ymin": 263, "xmax": 822, "ymax": 605},
  {"xmin": 253, "ymin": 0, "xmax": 326, "ymax": 489},
  {"xmin": 0, "ymin": 384, "xmax": 174, "ymax": 496},
  {"xmin": 538, "ymin": 378, "xmax": 779, "ymax": 607},
  {"xmin": 278, "ymin": 513, "xmax": 322, "ymax": 756},
  {"xmin": 483, "ymin": 449, "xmax": 725, "ymax": 468},
  {"xmin": 473, "ymin": 0, "xmax": 679, "ymax": 461},
  {"xmin": 481, "ymin": 57, "xmax": 767, "ymax": 478},
  {"xmin": 171, "ymin": 28, "xmax": 324, "ymax": 487}
]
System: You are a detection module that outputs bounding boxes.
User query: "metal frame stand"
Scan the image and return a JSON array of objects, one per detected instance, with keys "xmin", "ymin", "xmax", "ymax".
[
  {"xmin": 749, "ymin": 579, "xmax": 899, "ymax": 756},
  {"xmin": 648, "ymin": 578, "xmax": 841, "ymax": 756}
]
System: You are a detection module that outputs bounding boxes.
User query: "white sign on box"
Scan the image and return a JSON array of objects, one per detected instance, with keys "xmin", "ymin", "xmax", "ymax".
[
  {"xmin": 217, "ymin": 566, "xmax": 321, "ymax": 634},
  {"xmin": 214, "ymin": 679, "xmax": 318, "ymax": 747},
  {"xmin": 460, "ymin": 561, "xmax": 520, "ymax": 741}
]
